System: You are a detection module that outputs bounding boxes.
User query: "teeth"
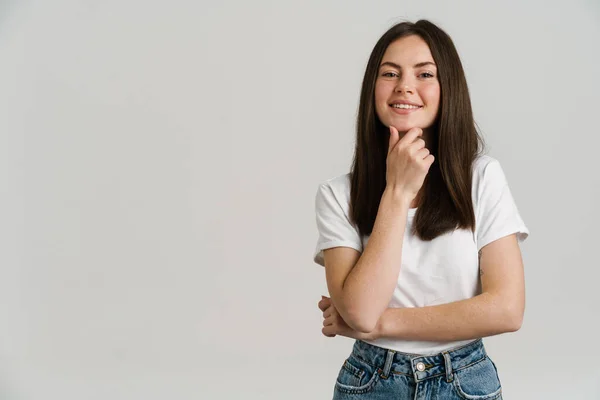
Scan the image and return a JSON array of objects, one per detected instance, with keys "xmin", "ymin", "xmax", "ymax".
[{"xmin": 392, "ymin": 104, "xmax": 421, "ymax": 109}]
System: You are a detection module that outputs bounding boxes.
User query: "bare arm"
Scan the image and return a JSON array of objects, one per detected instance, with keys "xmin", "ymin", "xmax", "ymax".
[
  {"xmin": 323, "ymin": 127, "xmax": 433, "ymax": 333},
  {"xmin": 374, "ymin": 234, "xmax": 525, "ymax": 340},
  {"xmin": 324, "ymin": 189, "xmax": 411, "ymax": 333}
]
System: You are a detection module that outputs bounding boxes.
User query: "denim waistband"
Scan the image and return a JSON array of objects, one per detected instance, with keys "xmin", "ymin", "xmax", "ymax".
[{"xmin": 351, "ymin": 339, "xmax": 487, "ymax": 383}]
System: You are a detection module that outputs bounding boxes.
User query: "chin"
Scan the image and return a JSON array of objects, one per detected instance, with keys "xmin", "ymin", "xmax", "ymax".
[
  {"xmin": 389, "ymin": 117, "xmax": 436, "ymax": 133},
  {"xmin": 389, "ymin": 120, "xmax": 423, "ymax": 132}
]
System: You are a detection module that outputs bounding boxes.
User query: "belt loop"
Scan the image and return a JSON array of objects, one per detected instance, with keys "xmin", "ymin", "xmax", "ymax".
[
  {"xmin": 442, "ymin": 351, "xmax": 453, "ymax": 383},
  {"xmin": 381, "ymin": 349, "xmax": 395, "ymax": 378}
]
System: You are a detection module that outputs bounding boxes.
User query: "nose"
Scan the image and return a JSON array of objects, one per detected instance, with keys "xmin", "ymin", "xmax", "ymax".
[{"xmin": 395, "ymin": 77, "xmax": 414, "ymax": 94}]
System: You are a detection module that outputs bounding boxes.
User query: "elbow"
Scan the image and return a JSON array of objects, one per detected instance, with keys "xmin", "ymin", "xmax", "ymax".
[
  {"xmin": 337, "ymin": 292, "xmax": 383, "ymax": 334},
  {"xmin": 350, "ymin": 318, "xmax": 378, "ymax": 334},
  {"xmin": 506, "ymin": 312, "xmax": 524, "ymax": 332},
  {"xmin": 345, "ymin": 307, "xmax": 379, "ymax": 334},
  {"xmin": 488, "ymin": 292, "xmax": 524, "ymax": 333},
  {"xmin": 502, "ymin": 304, "xmax": 524, "ymax": 333}
]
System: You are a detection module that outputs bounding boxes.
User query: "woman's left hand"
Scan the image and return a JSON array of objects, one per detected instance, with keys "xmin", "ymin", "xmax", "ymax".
[{"xmin": 318, "ymin": 295, "xmax": 379, "ymax": 341}]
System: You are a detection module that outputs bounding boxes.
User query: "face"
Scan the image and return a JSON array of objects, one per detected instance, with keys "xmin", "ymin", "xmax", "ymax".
[{"xmin": 374, "ymin": 35, "xmax": 440, "ymax": 135}]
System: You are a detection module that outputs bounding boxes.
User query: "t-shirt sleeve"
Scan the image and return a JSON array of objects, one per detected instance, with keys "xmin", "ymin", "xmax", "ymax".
[
  {"xmin": 476, "ymin": 160, "xmax": 530, "ymax": 251},
  {"xmin": 313, "ymin": 182, "xmax": 363, "ymax": 267}
]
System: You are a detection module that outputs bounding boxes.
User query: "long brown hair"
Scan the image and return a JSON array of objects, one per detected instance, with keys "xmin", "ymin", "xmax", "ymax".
[{"xmin": 350, "ymin": 20, "xmax": 485, "ymax": 240}]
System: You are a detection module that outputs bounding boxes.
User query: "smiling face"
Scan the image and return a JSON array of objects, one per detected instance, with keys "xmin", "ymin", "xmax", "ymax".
[{"xmin": 374, "ymin": 35, "xmax": 441, "ymax": 136}]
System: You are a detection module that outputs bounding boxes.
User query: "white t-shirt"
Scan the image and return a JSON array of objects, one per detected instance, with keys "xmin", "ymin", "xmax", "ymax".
[{"xmin": 313, "ymin": 155, "xmax": 529, "ymax": 355}]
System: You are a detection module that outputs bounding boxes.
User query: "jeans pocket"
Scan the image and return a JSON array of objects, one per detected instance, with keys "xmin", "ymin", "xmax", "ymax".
[
  {"xmin": 334, "ymin": 355, "xmax": 380, "ymax": 394},
  {"xmin": 452, "ymin": 356, "xmax": 502, "ymax": 400}
]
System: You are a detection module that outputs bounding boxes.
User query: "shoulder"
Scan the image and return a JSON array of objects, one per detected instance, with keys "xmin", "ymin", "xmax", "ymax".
[
  {"xmin": 316, "ymin": 172, "xmax": 352, "ymax": 199},
  {"xmin": 472, "ymin": 154, "xmax": 499, "ymax": 178},
  {"xmin": 472, "ymin": 154, "xmax": 507, "ymax": 194}
]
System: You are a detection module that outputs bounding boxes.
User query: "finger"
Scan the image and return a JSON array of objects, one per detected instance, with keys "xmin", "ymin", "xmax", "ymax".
[
  {"xmin": 398, "ymin": 127, "xmax": 423, "ymax": 146},
  {"xmin": 388, "ymin": 126, "xmax": 400, "ymax": 155},
  {"xmin": 318, "ymin": 299, "xmax": 328, "ymax": 312},
  {"xmin": 415, "ymin": 147, "xmax": 430, "ymax": 160},
  {"xmin": 318, "ymin": 299, "xmax": 331, "ymax": 311},
  {"xmin": 322, "ymin": 326, "xmax": 336, "ymax": 337},
  {"xmin": 411, "ymin": 137, "xmax": 426, "ymax": 150}
]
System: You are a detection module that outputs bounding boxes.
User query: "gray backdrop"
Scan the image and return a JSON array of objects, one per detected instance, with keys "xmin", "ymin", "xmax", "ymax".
[{"xmin": 1, "ymin": 0, "xmax": 599, "ymax": 398}]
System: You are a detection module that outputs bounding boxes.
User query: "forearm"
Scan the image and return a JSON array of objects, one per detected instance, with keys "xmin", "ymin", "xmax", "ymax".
[
  {"xmin": 342, "ymin": 188, "xmax": 410, "ymax": 332},
  {"xmin": 376, "ymin": 293, "xmax": 521, "ymax": 341}
]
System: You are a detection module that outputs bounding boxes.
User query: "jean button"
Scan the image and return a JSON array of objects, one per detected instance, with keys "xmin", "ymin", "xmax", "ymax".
[{"xmin": 416, "ymin": 362, "xmax": 426, "ymax": 371}]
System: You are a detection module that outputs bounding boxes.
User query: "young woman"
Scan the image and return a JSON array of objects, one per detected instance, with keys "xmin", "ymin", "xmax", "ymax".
[{"xmin": 313, "ymin": 20, "xmax": 529, "ymax": 399}]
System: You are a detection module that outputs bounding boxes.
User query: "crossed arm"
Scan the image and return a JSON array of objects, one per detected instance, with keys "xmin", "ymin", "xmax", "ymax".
[{"xmin": 319, "ymin": 233, "xmax": 525, "ymax": 341}]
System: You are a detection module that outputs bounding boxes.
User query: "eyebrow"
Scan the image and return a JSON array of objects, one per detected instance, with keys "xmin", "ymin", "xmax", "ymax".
[{"xmin": 379, "ymin": 61, "xmax": 437, "ymax": 69}]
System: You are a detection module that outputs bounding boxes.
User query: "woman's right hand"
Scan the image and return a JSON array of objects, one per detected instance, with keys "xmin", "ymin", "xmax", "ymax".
[{"xmin": 385, "ymin": 125, "xmax": 435, "ymax": 203}]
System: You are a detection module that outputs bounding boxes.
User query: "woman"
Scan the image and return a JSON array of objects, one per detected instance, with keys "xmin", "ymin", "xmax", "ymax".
[{"xmin": 313, "ymin": 20, "xmax": 529, "ymax": 399}]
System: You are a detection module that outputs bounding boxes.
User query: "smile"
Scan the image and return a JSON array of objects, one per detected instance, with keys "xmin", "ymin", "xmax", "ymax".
[
  {"xmin": 391, "ymin": 104, "xmax": 422, "ymax": 109},
  {"xmin": 389, "ymin": 104, "xmax": 422, "ymax": 114}
]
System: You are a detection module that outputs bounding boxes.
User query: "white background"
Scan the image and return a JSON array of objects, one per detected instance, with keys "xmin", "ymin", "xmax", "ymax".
[{"xmin": 1, "ymin": 0, "xmax": 599, "ymax": 398}]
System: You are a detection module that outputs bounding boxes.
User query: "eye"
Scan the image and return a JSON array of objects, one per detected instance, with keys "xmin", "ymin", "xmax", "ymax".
[
  {"xmin": 382, "ymin": 72, "xmax": 399, "ymax": 78},
  {"xmin": 419, "ymin": 72, "xmax": 435, "ymax": 78}
]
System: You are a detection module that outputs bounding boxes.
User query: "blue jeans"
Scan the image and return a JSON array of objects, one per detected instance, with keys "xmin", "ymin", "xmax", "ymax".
[{"xmin": 333, "ymin": 338, "xmax": 503, "ymax": 399}]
